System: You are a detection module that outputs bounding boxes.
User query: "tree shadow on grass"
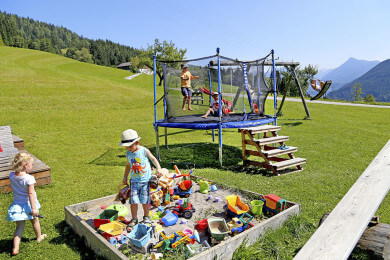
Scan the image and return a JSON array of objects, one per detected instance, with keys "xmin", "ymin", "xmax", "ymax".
[
  {"xmin": 90, "ymin": 142, "xmax": 242, "ymax": 169},
  {"xmin": 90, "ymin": 143, "xmax": 285, "ymax": 176},
  {"xmin": 50, "ymin": 220, "xmax": 105, "ymax": 260},
  {"xmin": 281, "ymin": 122, "xmax": 303, "ymax": 127},
  {"xmin": 227, "ymin": 164, "xmax": 276, "ymax": 177}
]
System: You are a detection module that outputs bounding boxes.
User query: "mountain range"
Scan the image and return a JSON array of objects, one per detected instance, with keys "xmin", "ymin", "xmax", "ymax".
[
  {"xmin": 306, "ymin": 58, "xmax": 380, "ymax": 97},
  {"xmin": 327, "ymin": 59, "xmax": 390, "ymax": 102},
  {"xmin": 322, "ymin": 57, "xmax": 380, "ymax": 92}
]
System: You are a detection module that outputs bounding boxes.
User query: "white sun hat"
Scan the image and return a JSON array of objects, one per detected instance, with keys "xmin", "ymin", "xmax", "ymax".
[{"xmin": 119, "ymin": 129, "xmax": 141, "ymax": 147}]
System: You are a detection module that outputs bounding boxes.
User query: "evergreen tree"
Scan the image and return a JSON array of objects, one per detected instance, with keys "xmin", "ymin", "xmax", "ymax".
[
  {"xmin": 0, "ymin": 34, "xmax": 5, "ymax": 46},
  {"xmin": 0, "ymin": 11, "xmax": 140, "ymax": 67}
]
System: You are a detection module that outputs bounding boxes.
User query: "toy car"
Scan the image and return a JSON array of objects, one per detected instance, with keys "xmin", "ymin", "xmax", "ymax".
[
  {"xmin": 173, "ymin": 180, "xmax": 193, "ymax": 198},
  {"xmin": 227, "ymin": 213, "xmax": 254, "ymax": 235},
  {"xmin": 127, "ymin": 222, "xmax": 162, "ymax": 254},
  {"xmin": 172, "ymin": 199, "xmax": 195, "ymax": 219},
  {"xmin": 260, "ymin": 194, "xmax": 287, "ymax": 216},
  {"xmin": 98, "ymin": 221, "xmax": 128, "ymax": 245}
]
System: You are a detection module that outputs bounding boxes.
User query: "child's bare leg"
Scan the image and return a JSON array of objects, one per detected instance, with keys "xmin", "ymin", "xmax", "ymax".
[
  {"xmin": 142, "ymin": 204, "xmax": 150, "ymax": 217},
  {"xmin": 30, "ymin": 218, "xmax": 46, "ymax": 242},
  {"xmin": 130, "ymin": 204, "xmax": 138, "ymax": 220},
  {"xmin": 13, "ymin": 221, "xmax": 25, "ymax": 255},
  {"xmin": 201, "ymin": 108, "xmax": 212, "ymax": 118},
  {"xmin": 320, "ymin": 80, "xmax": 325, "ymax": 88},
  {"xmin": 188, "ymin": 97, "xmax": 193, "ymax": 110},
  {"xmin": 182, "ymin": 97, "xmax": 186, "ymax": 110}
]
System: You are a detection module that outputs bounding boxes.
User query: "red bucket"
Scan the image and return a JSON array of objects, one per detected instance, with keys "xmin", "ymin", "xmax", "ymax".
[{"xmin": 196, "ymin": 219, "xmax": 208, "ymax": 230}]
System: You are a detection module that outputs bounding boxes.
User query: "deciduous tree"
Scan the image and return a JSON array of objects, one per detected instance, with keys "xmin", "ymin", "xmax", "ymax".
[
  {"xmin": 351, "ymin": 83, "xmax": 364, "ymax": 102},
  {"xmin": 136, "ymin": 39, "xmax": 186, "ymax": 85}
]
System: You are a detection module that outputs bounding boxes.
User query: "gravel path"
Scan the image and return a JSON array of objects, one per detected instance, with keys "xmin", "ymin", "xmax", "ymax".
[{"xmin": 270, "ymin": 97, "xmax": 390, "ymax": 108}]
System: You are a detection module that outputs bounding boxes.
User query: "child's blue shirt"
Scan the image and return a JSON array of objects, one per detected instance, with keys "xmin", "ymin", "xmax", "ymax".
[{"xmin": 126, "ymin": 146, "xmax": 151, "ymax": 183}]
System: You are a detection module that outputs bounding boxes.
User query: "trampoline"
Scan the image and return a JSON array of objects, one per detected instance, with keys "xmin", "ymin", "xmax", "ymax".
[{"xmin": 153, "ymin": 49, "xmax": 278, "ymax": 165}]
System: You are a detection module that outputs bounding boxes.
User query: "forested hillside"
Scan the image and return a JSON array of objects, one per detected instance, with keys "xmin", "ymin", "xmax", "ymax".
[
  {"xmin": 0, "ymin": 11, "xmax": 140, "ymax": 67},
  {"xmin": 328, "ymin": 59, "xmax": 390, "ymax": 102}
]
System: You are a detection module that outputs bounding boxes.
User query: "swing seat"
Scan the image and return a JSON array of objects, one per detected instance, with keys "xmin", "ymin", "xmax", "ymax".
[{"xmin": 310, "ymin": 80, "xmax": 332, "ymax": 100}]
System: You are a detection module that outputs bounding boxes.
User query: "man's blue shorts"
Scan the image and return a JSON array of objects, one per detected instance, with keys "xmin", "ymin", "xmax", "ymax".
[
  {"xmin": 181, "ymin": 87, "xmax": 192, "ymax": 97},
  {"xmin": 129, "ymin": 181, "xmax": 151, "ymax": 204}
]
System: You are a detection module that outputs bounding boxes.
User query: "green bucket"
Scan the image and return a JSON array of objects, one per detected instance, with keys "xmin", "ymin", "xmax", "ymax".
[{"xmin": 251, "ymin": 200, "xmax": 263, "ymax": 215}]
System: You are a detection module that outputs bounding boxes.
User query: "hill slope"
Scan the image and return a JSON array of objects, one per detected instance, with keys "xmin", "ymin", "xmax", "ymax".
[
  {"xmin": 1, "ymin": 47, "xmax": 390, "ymax": 259},
  {"xmin": 328, "ymin": 59, "xmax": 390, "ymax": 102},
  {"xmin": 324, "ymin": 57, "xmax": 380, "ymax": 92}
]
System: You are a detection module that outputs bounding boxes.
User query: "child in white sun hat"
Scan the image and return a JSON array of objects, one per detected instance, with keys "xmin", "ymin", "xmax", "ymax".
[{"xmin": 119, "ymin": 129, "xmax": 162, "ymax": 227}]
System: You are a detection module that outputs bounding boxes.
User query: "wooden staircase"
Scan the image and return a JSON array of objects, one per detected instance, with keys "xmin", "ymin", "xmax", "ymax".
[{"xmin": 238, "ymin": 125, "xmax": 306, "ymax": 176}]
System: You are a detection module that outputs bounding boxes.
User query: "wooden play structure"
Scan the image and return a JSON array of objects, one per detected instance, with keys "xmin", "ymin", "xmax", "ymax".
[
  {"xmin": 294, "ymin": 139, "xmax": 390, "ymax": 260},
  {"xmin": 238, "ymin": 125, "xmax": 306, "ymax": 175},
  {"xmin": 0, "ymin": 126, "xmax": 51, "ymax": 193}
]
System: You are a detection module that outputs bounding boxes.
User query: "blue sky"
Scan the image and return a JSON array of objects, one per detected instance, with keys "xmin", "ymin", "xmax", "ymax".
[{"xmin": 1, "ymin": 0, "xmax": 389, "ymax": 69}]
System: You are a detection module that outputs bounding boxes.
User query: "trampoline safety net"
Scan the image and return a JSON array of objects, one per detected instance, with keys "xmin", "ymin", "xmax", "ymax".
[{"xmin": 158, "ymin": 54, "xmax": 272, "ymax": 123}]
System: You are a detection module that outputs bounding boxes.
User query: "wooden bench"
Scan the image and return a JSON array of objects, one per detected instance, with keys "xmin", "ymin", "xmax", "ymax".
[
  {"xmin": 0, "ymin": 126, "xmax": 51, "ymax": 193},
  {"xmin": 294, "ymin": 139, "xmax": 390, "ymax": 260},
  {"xmin": 191, "ymin": 89, "xmax": 204, "ymax": 105}
]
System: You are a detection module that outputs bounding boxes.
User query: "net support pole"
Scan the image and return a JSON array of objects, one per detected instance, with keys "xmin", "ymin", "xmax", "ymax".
[
  {"xmin": 243, "ymin": 62, "xmax": 254, "ymax": 112},
  {"xmin": 208, "ymin": 64, "xmax": 215, "ymax": 143},
  {"xmin": 217, "ymin": 48, "xmax": 223, "ymax": 167},
  {"xmin": 153, "ymin": 54, "xmax": 161, "ymax": 160},
  {"xmin": 162, "ymin": 63, "xmax": 168, "ymax": 148},
  {"xmin": 271, "ymin": 50, "xmax": 278, "ymax": 126}
]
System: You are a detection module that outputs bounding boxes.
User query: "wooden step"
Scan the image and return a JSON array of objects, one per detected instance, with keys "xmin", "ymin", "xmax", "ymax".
[
  {"xmin": 271, "ymin": 158, "xmax": 306, "ymax": 171},
  {"xmin": 263, "ymin": 146, "xmax": 298, "ymax": 157},
  {"xmin": 254, "ymin": 136, "xmax": 289, "ymax": 145},
  {"xmin": 12, "ymin": 135, "xmax": 25, "ymax": 150},
  {"xmin": 239, "ymin": 125, "xmax": 281, "ymax": 134}
]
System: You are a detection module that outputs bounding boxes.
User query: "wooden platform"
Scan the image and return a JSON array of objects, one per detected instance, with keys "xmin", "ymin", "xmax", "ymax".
[
  {"xmin": 0, "ymin": 126, "xmax": 51, "ymax": 193},
  {"xmin": 294, "ymin": 139, "xmax": 390, "ymax": 260},
  {"xmin": 0, "ymin": 149, "xmax": 51, "ymax": 193}
]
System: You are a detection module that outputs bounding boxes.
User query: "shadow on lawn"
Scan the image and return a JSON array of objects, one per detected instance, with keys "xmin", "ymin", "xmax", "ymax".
[
  {"xmin": 228, "ymin": 164, "xmax": 276, "ymax": 177},
  {"xmin": 50, "ymin": 220, "xmax": 105, "ymax": 260},
  {"xmin": 90, "ymin": 142, "xmax": 242, "ymax": 169},
  {"xmin": 0, "ymin": 237, "xmax": 31, "ymax": 257}
]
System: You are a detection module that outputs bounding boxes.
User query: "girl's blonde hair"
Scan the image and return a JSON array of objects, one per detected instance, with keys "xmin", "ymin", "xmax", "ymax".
[{"xmin": 12, "ymin": 152, "xmax": 34, "ymax": 172}]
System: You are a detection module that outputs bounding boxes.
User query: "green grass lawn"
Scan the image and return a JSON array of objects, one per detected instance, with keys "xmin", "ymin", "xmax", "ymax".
[{"xmin": 0, "ymin": 46, "xmax": 389, "ymax": 259}]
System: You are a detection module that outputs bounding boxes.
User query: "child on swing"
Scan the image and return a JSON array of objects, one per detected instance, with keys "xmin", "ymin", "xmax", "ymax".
[
  {"xmin": 310, "ymin": 79, "xmax": 325, "ymax": 91},
  {"xmin": 6, "ymin": 152, "xmax": 46, "ymax": 256}
]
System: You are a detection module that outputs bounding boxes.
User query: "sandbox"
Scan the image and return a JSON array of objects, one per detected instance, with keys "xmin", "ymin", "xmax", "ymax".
[{"xmin": 64, "ymin": 177, "xmax": 300, "ymax": 259}]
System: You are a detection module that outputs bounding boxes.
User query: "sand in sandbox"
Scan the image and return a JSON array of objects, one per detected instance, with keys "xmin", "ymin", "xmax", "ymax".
[{"xmin": 82, "ymin": 180, "xmax": 261, "ymax": 251}]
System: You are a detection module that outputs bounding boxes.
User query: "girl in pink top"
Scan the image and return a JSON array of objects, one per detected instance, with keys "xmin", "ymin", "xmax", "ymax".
[{"xmin": 6, "ymin": 152, "xmax": 46, "ymax": 256}]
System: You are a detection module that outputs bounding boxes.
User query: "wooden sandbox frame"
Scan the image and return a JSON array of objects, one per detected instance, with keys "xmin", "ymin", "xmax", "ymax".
[{"xmin": 65, "ymin": 184, "xmax": 301, "ymax": 260}]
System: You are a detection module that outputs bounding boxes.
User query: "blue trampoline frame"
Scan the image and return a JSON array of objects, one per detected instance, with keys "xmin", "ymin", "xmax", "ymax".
[{"xmin": 153, "ymin": 49, "xmax": 278, "ymax": 166}]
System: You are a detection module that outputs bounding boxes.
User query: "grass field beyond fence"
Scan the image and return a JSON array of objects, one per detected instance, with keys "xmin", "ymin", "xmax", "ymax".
[{"xmin": 0, "ymin": 46, "xmax": 389, "ymax": 259}]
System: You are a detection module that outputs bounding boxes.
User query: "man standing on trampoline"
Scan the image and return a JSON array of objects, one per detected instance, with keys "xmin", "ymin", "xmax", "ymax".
[{"xmin": 180, "ymin": 64, "xmax": 199, "ymax": 111}]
